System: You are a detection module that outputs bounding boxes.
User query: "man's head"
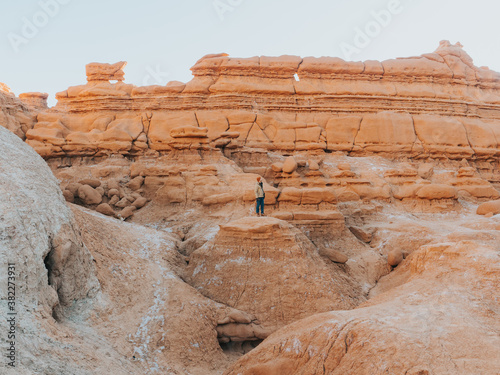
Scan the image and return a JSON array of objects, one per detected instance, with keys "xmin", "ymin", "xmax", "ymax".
[{"xmin": 257, "ymin": 176, "xmax": 261, "ymax": 182}]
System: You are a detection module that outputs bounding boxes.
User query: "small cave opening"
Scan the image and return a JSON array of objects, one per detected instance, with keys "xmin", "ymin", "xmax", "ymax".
[
  {"xmin": 218, "ymin": 339, "xmax": 263, "ymax": 355},
  {"xmin": 43, "ymin": 249, "xmax": 54, "ymax": 287},
  {"xmin": 43, "ymin": 245, "xmax": 62, "ymax": 321}
]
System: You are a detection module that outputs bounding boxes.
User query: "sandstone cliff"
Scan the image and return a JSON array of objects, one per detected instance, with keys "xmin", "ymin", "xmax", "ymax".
[
  {"xmin": 13, "ymin": 40, "xmax": 500, "ymax": 162},
  {"xmin": 1, "ymin": 41, "xmax": 500, "ymax": 374}
]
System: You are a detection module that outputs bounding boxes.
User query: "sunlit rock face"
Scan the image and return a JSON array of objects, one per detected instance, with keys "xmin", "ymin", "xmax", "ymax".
[
  {"xmin": 10, "ymin": 40, "xmax": 500, "ymax": 161},
  {"xmin": 0, "ymin": 89, "xmax": 36, "ymax": 140},
  {"xmin": 1, "ymin": 41, "xmax": 500, "ymax": 375}
]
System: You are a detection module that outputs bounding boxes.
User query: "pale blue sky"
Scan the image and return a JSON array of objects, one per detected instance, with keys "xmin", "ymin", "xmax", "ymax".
[{"xmin": 1, "ymin": 0, "xmax": 499, "ymax": 106}]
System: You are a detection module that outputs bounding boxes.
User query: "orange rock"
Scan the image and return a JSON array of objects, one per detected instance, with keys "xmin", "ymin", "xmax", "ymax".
[
  {"xmin": 387, "ymin": 248, "xmax": 404, "ymax": 266},
  {"xmin": 319, "ymin": 247, "xmax": 348, "ymax": 263},
  {"xmin": 131, "ymin": 81, "xmax": 185, "ymax": 96},
  {"xmin": 186, "ymin": 217, "xmax": 359, "ymax": 332},
  {"xmin": 118, "ymin": 205, "xmax": 136, "ymax": 219},
  {"xmin": 271, "ymin": 162, "xmax": 283, "ymax": 172},
  {"xmin": 413, "ymin": 115, "xmax": 473, "ymax": 158},
  {"xmin": 78, "ymin": 184, "xmax": 102, "ymax": 205},
  {"xmin": 96, "ymin": 203, "xmax": 115, "ymax": 217},
  {"xmin": 416, "ymin": 184, "xmax": 458, "ymax": 200},
  {"xmin": 325, "ymin": 116, "xmax": 361, "ymax": 151},
  {"xmin": 19, "ymin": 92, "xmax": 48, "ymax": 110},
  {"xmin": 282, "ymin": 156, "xmax": 297, "ymax": 173},
  {"xmin": 300, "ymin": 188, "xmax": 337, "ymax": 205},
  {"xmin": 292, "ymin": 211, "xmax": 344, "ymax": 221},
  {"xmin": 278, "ymin": 187, "xmax": 302, "ymax": 204},
  {"xmin": 21, "ymin": 42, "xmax": 500, "ymax": 160},
  {"xmin": 202, "ymin": 193, "xmax": 234, "ymax": 206},
  {"xmin": 225, "ymin": 241, "xmax": 500, "ymax": 375},
  {"xmin": 476, "ymin": 200, "xmax": 500, "ymax": 215},
  {"xmin": 170, "ymin": 125, "xmax": 208, "ymax": 138},
  {"xmin": 353, "ymin": 112, "xmax": 415, "ymax": 155},
  {"xmin": 86, "ymin": 61, "xmax": 127, "ymax": 82}
]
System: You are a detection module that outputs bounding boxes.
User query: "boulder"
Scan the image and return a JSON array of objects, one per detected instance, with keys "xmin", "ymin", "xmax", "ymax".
[
  {"xmin": 271, "ymin": 162, "xmax": 284, "ymax": 172},
  {"xmin": 127, "ymin": 176, "xmax": 144, "ymax": 191},
  {"xmin": 387, "ymin": 249, "xmax": 404, "ymax": 267},
  {"xmin": 416, "ymin": 184, "xmax": 457, "ymax": 200},
  {"xmin": 308, "ymin": 160, "xmax": 320, "ymax": 171},
  {"xmin": 109, "ymin": 195, "xmax": 120, "ymax": 206},
  {"xmin": 132, "ymin": 197, "xmax": 148, "ymax": 209},
  {"xmin": 282, "ymin": 156, "xmax": 298, "ymax": 173},
  {"xmin": 349, "ymin": 226, "xmax": 373, "ymax": 243},
  {"xmin": 119, "ymin": 206, "xmax": 136, "ymax": 220},
  {"xmin": 115, "ymin": 197, "xmax": 131, "ymax": 208},
  {"xmin": 78, "ymin": 184, "xmax": 103, "ymax": 205},
  {"xmin": 96, "ymin": 203, "xmax": 115, "ymax": 217},
  {"xmin": 107, "ymin": 179, "xmax": 120, "ymax": 190},
  {"xmin": 319, "ymin": 247, "xmax": 348, "ymax": 264},
  {"xmin": 62, "ymin": 189, "xmax": 74, "ymax": 203},
  {"xmin": 108, "ymin": 188, "xmax": 120, "ymax": 197},
  {"xmin": 476, "ymin": 200, "xmax": 500, "ymax": 216},
  {"xmin": 79, "ymin": 178, "xmax": 101, "ymax": 188},
  {"xmin": 66, "ymin": 182, "xmax": 82, "ymax": 196}
]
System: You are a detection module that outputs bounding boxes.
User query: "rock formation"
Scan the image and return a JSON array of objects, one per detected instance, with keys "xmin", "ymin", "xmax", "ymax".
[
  {"xmin": 1, "ymin": 41, "xmax": 500, "ymax": 374},
  {"xmin": 0, "ymin": 125, "xmax": 265, "ymax": 374},
  {"xmin": 224, "ymin": 241, "xmax": 500, "ymax": 375},
  {"xmin": 186, "ymin": 217, "xmax": 362, "ymax": 337},
  {"xmin": 19, "ymin": 92, "xmax": 49, "ymax": 111},
  {"xmin": 86, "ymin": 61, "xmax": 127, "ymax": 82},
  {"xmin": 71, "ymin": 205, "xmax": 262, "ymax": 374},
  {"xmin": 0, "ymin": 125, "xmax": 99, "ymax": 317},
  {"xmin": 9, "ymin": 40, "xmax": 500, "ymax": 162},
  {"xmin": 0, "ymin": 125, "xmax": 99, "ymax": 372},
  {"xmin": 0, "ymin": 89, "xmax": 35, "ymax": 140}
]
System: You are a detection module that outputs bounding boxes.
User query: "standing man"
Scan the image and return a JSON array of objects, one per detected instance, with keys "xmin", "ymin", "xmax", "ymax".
[{"xmin": 255, "ymin": 176, "xmax": 265, "ymax": 216}]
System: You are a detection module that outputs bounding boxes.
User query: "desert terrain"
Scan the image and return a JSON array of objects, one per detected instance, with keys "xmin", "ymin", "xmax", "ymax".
[{"xmin": 0, "ymin": 40, "xmax": 499, "ymax": 374}]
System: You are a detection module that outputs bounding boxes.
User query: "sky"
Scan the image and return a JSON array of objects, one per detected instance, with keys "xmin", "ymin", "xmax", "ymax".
[{"xmin": 1, "ymin": 0, "xmax": 500, "ymax": 107}]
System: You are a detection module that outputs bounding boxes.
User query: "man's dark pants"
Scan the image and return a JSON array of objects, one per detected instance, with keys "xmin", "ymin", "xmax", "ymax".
[{"xmin": 256, "ymin": 197, "xmax": 264, "ymax": 215}]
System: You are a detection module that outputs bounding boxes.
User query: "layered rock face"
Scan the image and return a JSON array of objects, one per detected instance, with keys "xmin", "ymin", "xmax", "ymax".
[
  {"xmin": 187, "ymin": 217, "xmax": 363, "ymax": 338},
  {"xmin": 225, "ymin": 241, "xmax": 500, "ymax": 375},
  {"xmin": 0, "ymin": 124, "xmax": 265, "ymax": 374},
  {"xmin": 19, "ymin": 40, "xmax": 500, "ymax": 160},
  {"xmin": 0, "ymin": 87, "xmax": 36, "ymax": 140},
  {"xmin": 1, "ymin": 41, "xmax": 500, "ymax": 375}
]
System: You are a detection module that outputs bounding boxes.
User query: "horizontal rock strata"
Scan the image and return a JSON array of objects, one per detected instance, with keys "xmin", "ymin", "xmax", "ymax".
[{"xmin": 9, "ymin": 40, "xmax": 500, "ymax": 160}]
